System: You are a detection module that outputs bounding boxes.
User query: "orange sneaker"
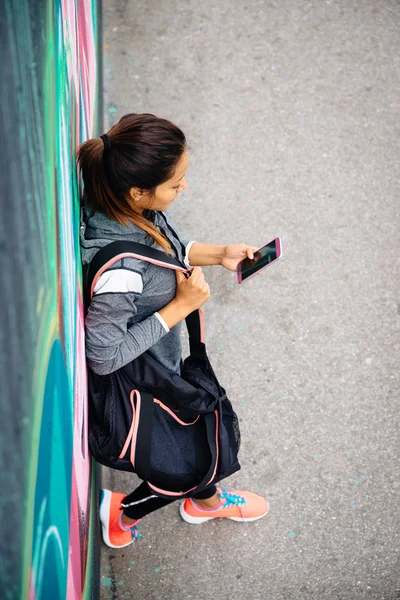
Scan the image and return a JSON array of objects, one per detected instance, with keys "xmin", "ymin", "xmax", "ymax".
[
  {"xmin": 179, "ymin": 487, "xmax": 269, "ymax": 524},
  {"xmin": 99, "ymin": 489, "xmax": 141, "ymax": 548}
]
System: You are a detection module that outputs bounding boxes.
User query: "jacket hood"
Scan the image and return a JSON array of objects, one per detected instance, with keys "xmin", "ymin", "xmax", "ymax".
[
  {"xmin": 83, "ymin": 205, "xmax": 157, "ymax": 238},
  {"xmin": 80, "ymin": 205, "xmax": 162, "ymax": 265}
]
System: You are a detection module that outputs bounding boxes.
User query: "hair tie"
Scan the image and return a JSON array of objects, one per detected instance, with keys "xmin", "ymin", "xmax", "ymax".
[{"xmin": 100, "ymin": 133, "xmax": 111, "ymax": 152}]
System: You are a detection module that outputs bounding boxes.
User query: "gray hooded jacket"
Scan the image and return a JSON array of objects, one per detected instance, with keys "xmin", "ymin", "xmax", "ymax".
[{"xmin": 80, "ymin": 206, "xmax": 195, "ymax": 376}]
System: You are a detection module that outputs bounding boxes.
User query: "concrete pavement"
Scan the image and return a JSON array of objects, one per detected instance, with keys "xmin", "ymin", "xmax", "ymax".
[{"xmin": 101, "ymin": 1, "xmax": 400, "ymax": 598}]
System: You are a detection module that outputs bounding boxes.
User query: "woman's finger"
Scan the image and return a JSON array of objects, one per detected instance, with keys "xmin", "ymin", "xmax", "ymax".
[
  {"xmin": 246, "ymin": 245, "xmax": 259, "ymax": 260},
  {"xmin": 176, "ymin": 270, "xmax": 186, "ymax": 282},
  {"xmin": 197, "ymin": 273, "xmax": 206, "ymax": 288},
  {"xmin": 190, "ymin": 266, "xmax": 203, "ymax": 283}
]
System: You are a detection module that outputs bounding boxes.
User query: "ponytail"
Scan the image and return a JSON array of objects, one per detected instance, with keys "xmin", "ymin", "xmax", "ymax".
[{"xmin": 77, "ymin": 113, "xmax": 188, "ymax": 256}]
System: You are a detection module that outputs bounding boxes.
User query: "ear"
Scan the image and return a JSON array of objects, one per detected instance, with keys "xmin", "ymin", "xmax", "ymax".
[{"xmin": 129, "ymin": 186, "xmax": 143, "ymax": 202}]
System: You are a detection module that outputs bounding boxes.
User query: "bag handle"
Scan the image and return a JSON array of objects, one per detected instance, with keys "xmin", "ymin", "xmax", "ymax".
[
  {"xmin": 84, "ymin": 240, "xmax": 206, "ymax": 344},
  {"xmin": 85, "ymin": 240, "xmax": 188, "ymax": 297}
]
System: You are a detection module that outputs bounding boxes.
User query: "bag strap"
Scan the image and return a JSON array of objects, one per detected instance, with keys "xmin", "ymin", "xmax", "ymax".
[
  {"xmin": 85, "ymin": 240, "xmax": 188, "ymax": 296},
  {"xmin": 158, "ymin": 211, "xmax": 188, "ymax": 260},
  {"xmin": 84, "ymin": 240, "xmax": 206, "ymax": 345},
  {"xmin": 189, "ymin": 411, "xmax": 219, "ymax": 496}
]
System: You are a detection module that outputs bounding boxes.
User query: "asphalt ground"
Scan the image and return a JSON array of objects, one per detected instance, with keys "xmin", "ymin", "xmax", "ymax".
[{"xmin": 100, "ymin": 1, "xmax": 400, "ymax": 598}]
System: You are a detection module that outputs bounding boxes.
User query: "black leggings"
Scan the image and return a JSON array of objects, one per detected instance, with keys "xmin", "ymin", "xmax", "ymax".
[{"xmin": 121, "ymin": 482, "xmax": 218, "ymax": 520}]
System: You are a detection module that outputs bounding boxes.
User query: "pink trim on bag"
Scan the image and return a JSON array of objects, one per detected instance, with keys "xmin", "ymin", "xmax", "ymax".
[
  {"xmin": 119, "ymin": 391, "xmax": 136, "ymax": 460},
  {"xmin": 118, "ymin": 391, "xmax": 201, "ymax": 470},
  {"xmin": 90, "ymin": 253, "xmax": 189, "ymax": 300},
  {"xmin": 118, "ymin": 390, "xmax": 142, "ymax": 467},
  {"xmin": 153, "ymin": 398, "xmax": 200, "ymax": 425},
  {"xmin": 130, "ymin": 390, "xmax": 141, "ymax": 466}
]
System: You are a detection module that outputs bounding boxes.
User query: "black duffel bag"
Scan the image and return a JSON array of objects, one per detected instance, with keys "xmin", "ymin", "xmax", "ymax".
[{"xmin": 84, "ymin": 241, "xmax": 241, "ymax": 499}]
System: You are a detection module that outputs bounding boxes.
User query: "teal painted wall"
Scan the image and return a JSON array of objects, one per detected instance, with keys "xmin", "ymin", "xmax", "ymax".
[{"xmin": 0, "ymin": 1, "xmax": 101, "ymax": 598}]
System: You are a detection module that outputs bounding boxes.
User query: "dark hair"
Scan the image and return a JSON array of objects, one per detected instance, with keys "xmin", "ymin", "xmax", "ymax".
[{"xmin": 77, "ymin": 113, "xmax": 187, "ymax": 255}]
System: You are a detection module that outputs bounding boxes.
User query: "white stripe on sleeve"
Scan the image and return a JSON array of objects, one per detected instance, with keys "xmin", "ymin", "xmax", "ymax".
[
  {"xmin": 93, "ymin": 269, "xmax": 143, "ymax": 295},
  {"xmin": 184, "ymin": 240, "xmax": 196, "ymax": 269},
  {"xmin": 154, "ymin": 312, "xmax": 170, "ymax": 332}
]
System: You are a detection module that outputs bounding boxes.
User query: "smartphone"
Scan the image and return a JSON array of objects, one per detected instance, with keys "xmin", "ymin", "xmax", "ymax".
[{"xmin": 237, "ymin": 237, "xmax": 282, "ymax": 284}]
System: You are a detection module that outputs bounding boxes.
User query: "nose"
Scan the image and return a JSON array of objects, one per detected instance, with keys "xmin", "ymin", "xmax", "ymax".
[{"xmin": 180, "ymin": 177, "xmax": 188, "ymax": 192}]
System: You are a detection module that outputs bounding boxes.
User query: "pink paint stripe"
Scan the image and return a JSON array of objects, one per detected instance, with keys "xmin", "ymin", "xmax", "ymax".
[
  {"xmin": 66, "ymin": 470, "xmax": 82, "ymax": 598},
  {"xmin": 153, "ymin": 399, "xmax": 199, "ymax": 425},
  {"xmin": 28, "ymin": 568, "xmax": 36, "ymax": 600},
  {"xmin": 90, "ymin": 253, "xmax": 189, "ymax": 300}
]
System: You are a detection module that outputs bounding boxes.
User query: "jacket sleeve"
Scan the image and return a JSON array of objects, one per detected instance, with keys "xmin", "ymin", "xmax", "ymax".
[{"xmin": 84, "ymin": 267, "xmax": 169, "ymax": 375}]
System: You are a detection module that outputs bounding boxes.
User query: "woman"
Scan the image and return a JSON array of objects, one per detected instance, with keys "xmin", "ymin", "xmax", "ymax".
[{"xmin": 78, "ymin": 113, "xmax": 269, "ymax": 550}]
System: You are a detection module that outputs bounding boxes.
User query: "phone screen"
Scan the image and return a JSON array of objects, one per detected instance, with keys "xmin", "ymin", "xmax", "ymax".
[{"xmin": 237, "ymin": 238, "xmax": 281, "ymax": 283}]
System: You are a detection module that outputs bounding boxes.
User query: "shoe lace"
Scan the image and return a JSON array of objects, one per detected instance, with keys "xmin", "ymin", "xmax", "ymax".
[
  {"xmin": 218, "ymin": 488, "xmax": 246, "ymax": 508},
  {"xmin": 119, "ymin": 514, "xmax": 142, "ymax": 541},
  {"xmin": 129, "ymin": 525, "xmax": 141, "ymax": 542}
]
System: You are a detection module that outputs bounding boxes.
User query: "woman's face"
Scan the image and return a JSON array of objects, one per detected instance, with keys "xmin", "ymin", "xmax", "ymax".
[{"xmin": 130, "ymin": 150, "xmax": 190, "ymax": 213}]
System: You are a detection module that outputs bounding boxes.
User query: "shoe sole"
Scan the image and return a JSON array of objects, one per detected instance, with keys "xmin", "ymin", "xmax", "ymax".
[
  {"xmin": 99, "ymin": 489, "xmax": 133, "ymax": 549},
  {"xmin": 179, "ymin": 501, "xmax": 270, "ymax": 524}
]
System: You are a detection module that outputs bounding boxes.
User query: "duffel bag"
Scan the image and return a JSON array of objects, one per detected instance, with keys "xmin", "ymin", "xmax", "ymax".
[{"xmin": 84, "ymin": 240, "xmax": 241, "ymax": 498}]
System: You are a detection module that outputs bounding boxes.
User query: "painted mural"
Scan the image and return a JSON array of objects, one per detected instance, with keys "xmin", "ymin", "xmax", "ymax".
[{"xmin": 0, "ymin": 0, "xmax": 101, "ymax": 598}]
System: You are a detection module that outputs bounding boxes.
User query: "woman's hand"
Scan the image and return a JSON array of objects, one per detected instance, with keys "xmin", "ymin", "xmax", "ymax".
[
  {"xmin": 158, "ymin": 267, "xmax": 211, "ymax": 328},
  {"xmin": 175, "ymin": 267, "xmax": 211, "ymax": 312},
  {"xmin": 220, "ymin": 244, "xmax": 259, "ymax": 272}
]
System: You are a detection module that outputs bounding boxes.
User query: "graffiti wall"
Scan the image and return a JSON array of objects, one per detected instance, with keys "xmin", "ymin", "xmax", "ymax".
[{"xmin": 0, "ymin": 0, "xmax": 101, "ymax": 598}]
